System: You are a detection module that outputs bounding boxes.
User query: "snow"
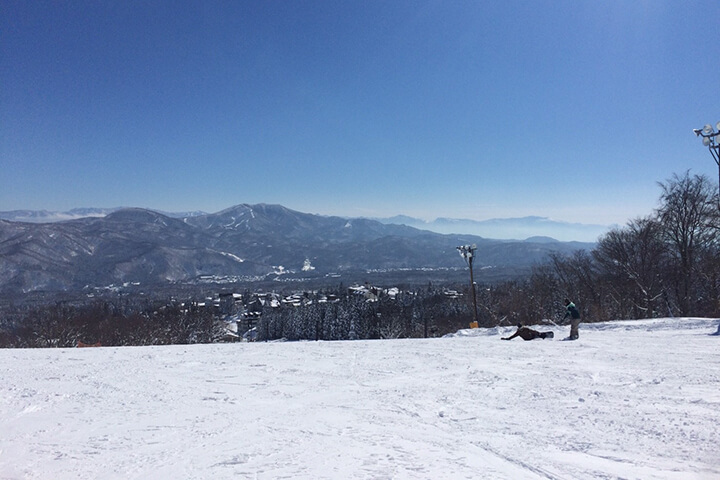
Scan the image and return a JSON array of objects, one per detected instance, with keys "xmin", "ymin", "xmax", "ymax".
[
  {"xmin": 218, "ymin": 251, "xmax": 245, "ymax": 263},
  {"xmin": 1, "ymin": 318, "xmax": 718, "ymax": 479},
  {"xmin": 222, "ymin": 217, "xmax": 238, "ymax": 229}
]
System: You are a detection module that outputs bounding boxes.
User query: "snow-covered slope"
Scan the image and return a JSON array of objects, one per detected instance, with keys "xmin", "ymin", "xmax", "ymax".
[{"xmin": 1, "ymin": 318, "xmax": 718, "ymax": 479}]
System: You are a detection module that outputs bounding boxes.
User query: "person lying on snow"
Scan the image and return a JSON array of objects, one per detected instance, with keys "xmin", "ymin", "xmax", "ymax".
[{"xmin": 501, "ymin": 324, "xmax": 554, "ymax": 341}]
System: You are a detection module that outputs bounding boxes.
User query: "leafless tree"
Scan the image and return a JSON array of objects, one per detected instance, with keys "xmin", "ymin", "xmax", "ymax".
[
  {"xmin": 594, "ymin": 217, "xmax": 668, "ymax": 319},
  {"xmin": 656, "ymin": 171, "xmax": 719, "ymax": 315}
]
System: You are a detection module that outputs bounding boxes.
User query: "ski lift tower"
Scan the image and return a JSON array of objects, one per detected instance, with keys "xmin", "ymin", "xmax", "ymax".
[
  {"xmin": 693, "ymin": 121, "xmax": 720, "ymax": 209},
  {"xmin": 457, "ymin": 244, "xmax": 479, "ymax": 325}
]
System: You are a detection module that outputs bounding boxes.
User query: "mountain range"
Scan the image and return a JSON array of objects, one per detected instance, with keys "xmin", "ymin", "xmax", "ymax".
[
  {"xmin": 375, "ymin": 215, "xmax": 611, "ymax": 242},
  {"xmin": 0, "ymin": 208, "xmax": 611, "ymax": 242},
  {"xmin": 0, "ymin": 207, "xmax": 205, "ymax": 223},
  {"xmin": 0, "ymin": 204, "xmax": 595, "ymax": 295}
]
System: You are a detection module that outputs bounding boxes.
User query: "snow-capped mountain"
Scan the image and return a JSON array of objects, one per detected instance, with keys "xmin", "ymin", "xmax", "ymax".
[{"xmin": 0, "ymin": 204, "xmax": 595, "ymax": 294}]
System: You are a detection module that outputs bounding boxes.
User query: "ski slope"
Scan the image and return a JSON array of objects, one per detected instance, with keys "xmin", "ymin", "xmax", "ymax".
[{"xmin": 1, "ymin": 318, "xmax": 718, "ymax": 479}]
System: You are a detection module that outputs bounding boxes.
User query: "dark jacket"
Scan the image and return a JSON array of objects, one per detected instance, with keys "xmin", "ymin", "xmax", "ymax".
[{"xmin": 564, "ymin": 302, "xmax": 581, "ymax": 320}]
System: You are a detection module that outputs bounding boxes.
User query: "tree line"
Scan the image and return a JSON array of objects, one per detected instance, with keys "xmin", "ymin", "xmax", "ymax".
[
  {"xmin": 255, "ymin": 288, "xmax": 469, "ymax": 342},
  {"xmin": 0, "ymin": 299, "xmax": 225, "ymax": 348},
  {"xmin": 493, "ymin": 171, "xmax": 719, "ymax": 325}
]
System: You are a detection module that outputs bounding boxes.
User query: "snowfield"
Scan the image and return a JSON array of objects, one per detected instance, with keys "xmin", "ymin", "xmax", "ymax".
[{"xmin": 1, "ymin": 318, "xmax": 718, "ymax": 480}]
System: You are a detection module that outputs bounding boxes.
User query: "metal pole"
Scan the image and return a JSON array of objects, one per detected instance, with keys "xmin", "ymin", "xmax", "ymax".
[
  {"xmin": 457, "ymin": 244, "xmax": 479, "ymax": 325},
  {"xmin": 708, "ymin": 142, "xmax": 720, "ymax": 209},
  {"xmin": 712, "ymin": 146, "xmax": 720, "ymax": 209},
  {"xmin": 468, "ymin": 254, "xmax": 479, "ymax": 324}
]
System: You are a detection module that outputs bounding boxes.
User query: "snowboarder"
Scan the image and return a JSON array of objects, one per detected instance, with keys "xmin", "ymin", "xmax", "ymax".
[
  {"xmin": 563, "ymin": 298, "xmax": 581, "ymax": 340},
  {"xmin": 501, "ymin": 324, "xmax": 554, "ymax": 341}
]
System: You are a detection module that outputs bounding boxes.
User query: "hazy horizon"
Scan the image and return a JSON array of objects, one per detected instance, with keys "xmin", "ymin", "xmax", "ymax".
[{"xmin": 2, "ymin": 2, "xmax": 718, "ymax": 226}]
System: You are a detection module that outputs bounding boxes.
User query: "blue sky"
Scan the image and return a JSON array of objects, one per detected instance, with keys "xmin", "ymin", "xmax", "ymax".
[{"xmin": 2, "ymin": 1, "xmax": 718, "ymax": 226}]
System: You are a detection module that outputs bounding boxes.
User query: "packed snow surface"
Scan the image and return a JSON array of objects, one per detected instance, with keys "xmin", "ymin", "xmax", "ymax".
[{"xmin": 1, "ymin": 318, "xmax": 718, "ymax": 479}]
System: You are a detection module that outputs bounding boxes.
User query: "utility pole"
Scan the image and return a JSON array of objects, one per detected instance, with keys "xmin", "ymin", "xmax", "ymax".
[{"xmin": 457, "ymin": 244, "xmax": 478, "ymax": 325}]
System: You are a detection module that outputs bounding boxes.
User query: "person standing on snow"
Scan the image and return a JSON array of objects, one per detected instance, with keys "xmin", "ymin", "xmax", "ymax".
[{"xmin": 563, "ymin": 298, "xmax": 581, "ymax": 340}]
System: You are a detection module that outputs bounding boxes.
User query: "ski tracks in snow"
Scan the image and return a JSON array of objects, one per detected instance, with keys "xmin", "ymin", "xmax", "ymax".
[{"xmin": 0, "ymin": 319, "xmax": 718, "ymax": 479}]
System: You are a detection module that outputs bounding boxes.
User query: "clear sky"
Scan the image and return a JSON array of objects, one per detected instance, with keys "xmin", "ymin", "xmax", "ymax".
[{"xmin": 2, "ymin": 1, "xmax": 718, "ymax": 226}]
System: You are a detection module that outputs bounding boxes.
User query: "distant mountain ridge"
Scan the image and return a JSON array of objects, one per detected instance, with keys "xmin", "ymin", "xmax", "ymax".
[
  {"xmin": 0, "ymin": 208, "xmax": 609, "ymax": 242},
  {"xmin": 0, "ymin": 207, "xmax": 206, "ymax": 223},
  {"xmin": 376, "ymin": 215, "xmax": 611, "ymax": 242},
  {"xmin": 0, "ymin": 204, "xmax": 595, "ymax": 295}
]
